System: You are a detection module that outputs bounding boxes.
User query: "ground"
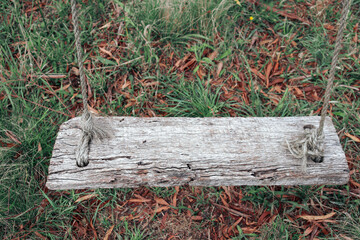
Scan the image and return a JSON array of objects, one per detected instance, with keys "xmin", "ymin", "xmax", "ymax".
[{"xmin": 0, "ymin": 0, "xmax": 359, "ymax": 239}]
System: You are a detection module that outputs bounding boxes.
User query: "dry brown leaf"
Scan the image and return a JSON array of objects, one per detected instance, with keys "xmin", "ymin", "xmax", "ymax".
[
  {"xmin": 99, "ymin": 47, "xmax": 114, "ymax": 58},
  {"xmin": 324, "ymin": 23, "xmax": 335, "ymax": 31},
  {"xmin": 172, "ymin": 186, "xmax": 179, "ymax": 207},
  {"xmin": 339, "ymin": 234, "xmax": 354, "ymax": 240},
  {"xmin": 250, "ymin": 31, "xmax": 259, "ymax": 48},
  {"xmin": 250, "ymin": 68, "xmax": 266, "ymax": 81},
  {"xmin": 196, "ymin": 65, "xmax": 206, "ymax": 79},
  {"xmin": 55, "ymin": 83, "xmax": 71, "ymax": 92},
  {"xmin": 300, "ymin": 212, "xmax": 336, "ymax": 221},
  {"xmin": 191, "ymin": 215, "xmax": 203, "ymax": 221},
  {"xmin": 350, "ymin": 179, "xmax": 360, "ymax": 188},
  {"xmin": 142, "ymin": 81, "xmax": 159, "ymax": 87},
  {"xmin": 344, "ymin": 132, "xmax": 360, "ymax": 143},
  {"xmin": 129, "ymin": 194, "xmax": 151, "ymax": 203},
  {"xmin": 216, "ymin": 62, "xmax": 223, "ymax": 77},
  {"xmin": 241, "ymin": 227, "xmax": 259, "ymax": 234},
  {"xmin": 103, "ymin": 225, "xmax": 115, "ymax": 240},
  {"xmin": 29, "ymin": 74, "xmax": 67, "ymax": 79},
  {"xmin": 5, "ymin": 131, "xmax": 21, "ymax": 144},
  {"xmin": 222, "ymin": 186, "xmax": 232, "ymax": 201},
  {"xmin": 34, "ymin": 231, "xmax": 47, "ymax": 240},
  {"xmin": 180, "ymin": 58, "xmax": 196, "ymax": 71},
  {"xmin": 304, "ymin": 225, "xmax": 315, "ymax": 236},
  {"xmin": 99, "ymin": 22, "xmax": 112, "ymax": 30},
  {"xmin": 208, "ymin": 50, "xmax": 218, "ymax": 61},
  {"xmin": 265, "ymin": 62, "xmax": 273, "ymax": 87},
  {"xmin": 155, "ymin": 197, "xmax": 169, "ymax": 206},
  {"xmin": 175, "ymin": 53, "xmax": 191, "ymax": 68},
  {"xmin": 291, "ymin": 87, "xmax": 304, "ymax": 97},
  {"xmin": 75, "ymin": 194, "xmax": 98, "ymax": 203},
  {"xmin": 88, "ymin": 105, "xmax": 100, "ymax": 115},
  {"xmin": 154, "ymin": 206, "xmax": 170, "ymax": 213},
  {"xmin": 228, "ymin": 217, "xmax": 243, "ymax": 233},
  {"xmin": 71, "ymin": 67, "xmax": 79, "ymax": 76}
]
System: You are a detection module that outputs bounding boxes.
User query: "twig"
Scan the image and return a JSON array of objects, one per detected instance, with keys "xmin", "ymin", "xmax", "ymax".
[
  {"xmin": 88, "ymin": 56, "xmax": 143, "ymax": 71},
  {"xmin": 9, "ymin": 91, "xmax": 72, "ymax": 118},
  {"xmin": 210, "ymin": 200, "xmax": 251, "ymax": 218}
]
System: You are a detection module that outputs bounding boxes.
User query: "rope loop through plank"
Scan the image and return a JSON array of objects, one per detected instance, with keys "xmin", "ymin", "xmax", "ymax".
[
  {"xmin": 70, "ymin": 0, "xmax": 109, "ymax": 167},
  {"xmin": 288, "ymin": 0, "xmax": 352, "ymax": 172}
]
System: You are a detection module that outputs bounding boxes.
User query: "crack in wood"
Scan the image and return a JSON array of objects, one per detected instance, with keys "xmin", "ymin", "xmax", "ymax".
[
  {"xmin": 137, "ymin": 161, "xmax": 151, "ymax": 166},
  {"xmin": 100, "ymin": 155, "xmax": 132, "ymax": 160}
]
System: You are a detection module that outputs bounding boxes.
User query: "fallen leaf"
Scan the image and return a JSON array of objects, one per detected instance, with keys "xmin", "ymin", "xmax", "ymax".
[
  {"xmin": 191, "ymin": 215, "xmax": 203, "ymax": 221},
  {"xmin": 265, "ymin": 62, "xmax": 273, "ymax": 87},
  {"xmin": 75, "ymin": 194, "xmax": 98, "ymax": 203},
  {"xmin": 350, "ymin": 179, "xmax": 360, "ymax": 188},
  {"xmin": 339, "ymin": 234, "xmax": 355, "ymax": 240},
  {"xmin": 129, "ymin": 194, "xmax": 151, "ymax": 203},
  {"xmin": 142, "ymin": 81, "xmax": 159, "ymax": 87},
  {"xmin": 344, "ymin": 132, "xmax": 360, "ymax": 143},
  {"xmin": 154, "ymin": 206, "xmax": 170, "ymax": 213},
  {"xmin": 99, "ymin": 47, "xmax": 114, "ymax": 58},
  {"xmin": 99, "ymin": 22, "xmax": 112, "ymax": 30},
  {"xmin": 304, "ymin": 225, "xmax": 315, "ymax": 236},
  {"xmin": 208, "ymin": 50, "xmax": 218, "ymax": 61},
  {"xmin": 250, "ymin": 68, "xmax": 266, "ymax": 81},
  {"xmin": 155, "ymin": 197, "xmax": 169, "ymax": 206},
  {"xmin": 180, "ymin": 58, "xmax": 196, "ymax": 71},
  {"xmin": 241, "ymin": 227, "xmax": 259, "ymax": 234},
  {"xmin": 300, "ymin": 212, "xmax": 336, "ymax": 221},
  {"xmin": 228, "ymin": 217, "xmax": 242, "ymax": 233},
  {"xmin": 5, "ymin": 130, "xmax": 21, "ymax": 144},
  {"xmin": 88, "ymin": 105, "xmax": 99, "ymax": 115},
  {"xmin": 172, "ymin": 186, "xmax": 179, "ymax": 208},
  {"xmin": 71, "ymin": 67, "xmax": 79, "ymax": 76},
  {"xmin": 324, "ymin": 23, "xmax": 335, "ymax": 30},
  {"xmin": 250, "ymin": 31, "xmax": 259, "ymax": 48},
  {"xmin": 103, "ymin": 225, "xmax": 115, "ymax": 240},
  {"xmin": 34, "ymin": 232, "xmax": 47, "ymax": 240},
  {"xmin": 216, "ymin": 62, "xmax": 223, "ymax": 77}
]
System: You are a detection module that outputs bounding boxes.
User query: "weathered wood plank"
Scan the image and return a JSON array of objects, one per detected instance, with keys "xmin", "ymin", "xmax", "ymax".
[{"xmin": 46, "ymin": 116, "xmax": 349, "ymax": 190}]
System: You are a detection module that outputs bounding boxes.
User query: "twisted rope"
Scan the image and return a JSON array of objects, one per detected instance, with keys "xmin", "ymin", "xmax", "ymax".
[
  {"xmin": 318, "ymin": 0, "xmax": 352, "ymax": 136},
  {"xmin": 70, "ymin": 0, "xmax": 109, "ymax": 167},
  {"xmin": 288, "ymin": 0, "xmax": 352, "ymax": 172}
]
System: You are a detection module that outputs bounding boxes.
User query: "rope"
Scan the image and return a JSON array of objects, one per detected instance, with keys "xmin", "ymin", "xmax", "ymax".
[
  {"xmin": 288, "ymin": 0, "xmax": 352, "ymax": 172},
  {"xmin": 70, "ymin": 0, "xmax": 109, "ymax": 167},
  {"xmin": 318, "ymin": 0, "xmax": 352, "ymax": 136}
]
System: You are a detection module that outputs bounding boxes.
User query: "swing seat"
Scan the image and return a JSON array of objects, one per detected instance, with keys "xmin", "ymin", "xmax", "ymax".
[{"xmin": 46, "ymin": 116, "xmax": 349, "ymax": 190}]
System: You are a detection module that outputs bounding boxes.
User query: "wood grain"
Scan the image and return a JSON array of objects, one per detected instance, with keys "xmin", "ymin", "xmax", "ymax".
[{"xmin": 47, "ymin": 116, "xmax": 349, "ymax": 190}]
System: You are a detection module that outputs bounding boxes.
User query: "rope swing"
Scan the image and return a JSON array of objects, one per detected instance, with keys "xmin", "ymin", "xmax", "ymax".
[{"xmin": 45, "ymin": 0, "xmax": 352, "ymax": 189}]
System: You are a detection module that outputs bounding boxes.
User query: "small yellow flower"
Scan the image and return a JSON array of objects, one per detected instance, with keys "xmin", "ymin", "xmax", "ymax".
[
  {"xmin": 249, "ymin": 16, "xmax": 254, "ymax": 21},
  {"xmin": 235, "ymin": 0, "xmax": 241, "ymax": 6}
]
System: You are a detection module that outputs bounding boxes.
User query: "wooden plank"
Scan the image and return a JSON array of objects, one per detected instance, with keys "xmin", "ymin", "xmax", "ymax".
[{"xmin": 46, "ymin": 116, "xmax": 349, "ymax": 190}]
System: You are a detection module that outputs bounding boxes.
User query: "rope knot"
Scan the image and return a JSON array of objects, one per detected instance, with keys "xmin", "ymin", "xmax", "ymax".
[
  {"xmin": 76, "ymin": 111, "xmax": 110, "ymax": 167},
  {"xmin": 81, "ymin": 110, "xmax": 94, "ymax": 136},
  {"xmin": 287, "ymin": 124, "xmax": 324, "ymax": 172}
]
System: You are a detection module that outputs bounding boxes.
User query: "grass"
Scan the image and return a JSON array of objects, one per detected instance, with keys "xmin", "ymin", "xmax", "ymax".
[{"xmin": 0, "ymin": 0, "xmax": 359, "ymax": 239}]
